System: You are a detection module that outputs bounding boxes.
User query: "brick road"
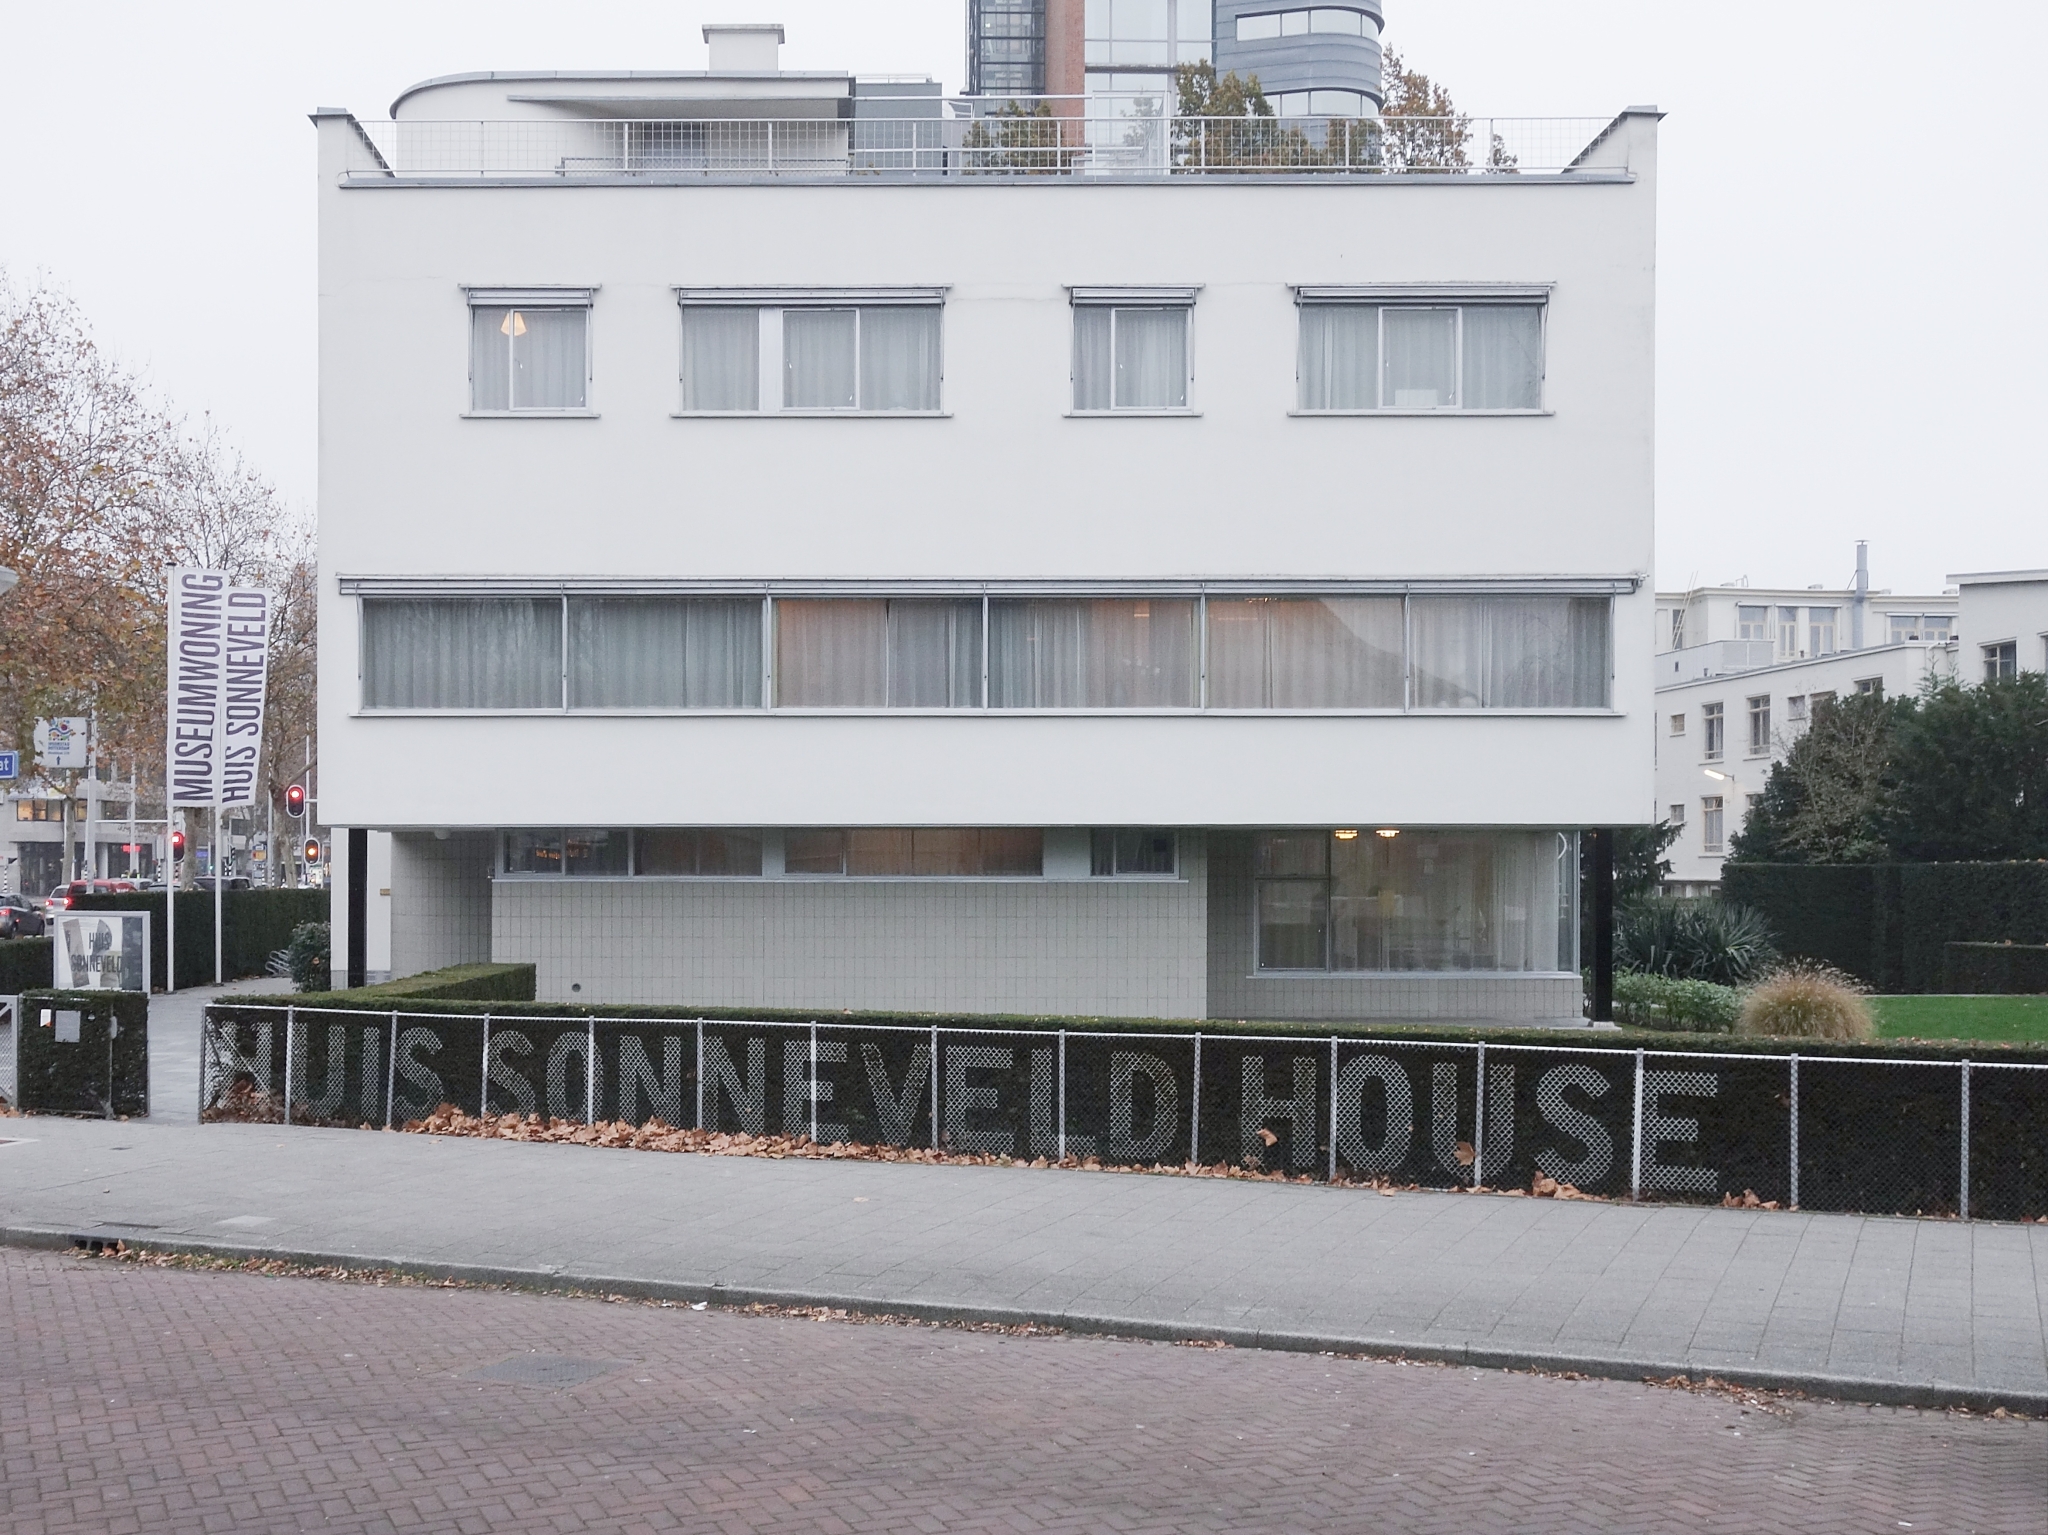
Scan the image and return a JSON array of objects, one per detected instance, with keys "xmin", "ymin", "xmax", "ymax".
[{"xmin": 2, "ymin": 1245, "xmax": 2040, "ymax": 1534}]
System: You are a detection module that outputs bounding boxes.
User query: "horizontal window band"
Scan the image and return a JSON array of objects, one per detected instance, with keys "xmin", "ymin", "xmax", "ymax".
[
  {"xmin": 340, "ymin": 576, "xmax": 1643, "ymax": 596},
  {"xmin": 668, "ymin": 410, "xmax": 952, "ymax": 420},
  {"xmin": 1292, "ymin": 283, "xmax": 1552, "ymax": 302},
  {"xmin": 463, "ymin": 286, "xmax": 598, "ymax": 306},
  {"xmin": 352, "ymin": 707, "xmax": 1628, "ymax": 719},
  {"xmin": 1068, "ymin": 285, "xmax": 1202, "ymax": 305},
  {"xmin": 674, "ymin": 287, "xmax": 948, "ymax": 305}
]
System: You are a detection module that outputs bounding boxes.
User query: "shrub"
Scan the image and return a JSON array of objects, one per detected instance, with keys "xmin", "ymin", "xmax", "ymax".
[
  {"xmin": 1737, "ymin": 962, "xmax": 1876, "ymax": 1042},
  {"xmin": 287, "ymin": 922, "xmax": 330, "ymax": 993},
  {"xmin": 1615, "ymin": 897, "xmax": 1779, "ymax": 986},
  {"xmin": 1612, "ymin": 971, "xmax": 1742, "ymax": 1033}
]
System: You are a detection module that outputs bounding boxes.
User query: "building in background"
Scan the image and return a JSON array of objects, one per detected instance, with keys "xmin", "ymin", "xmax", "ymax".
[
  {"xmin": 968, "ymin": 0, "xmax": 1050, "ymax": 95},
  {"xmin": 315, "ymin": 25, "xmax": 1659, "ymax": 1022},
  {"xmin": 1951, "ymin": 569, "xmax": 2048, "ymax": 682},
  {"xmin": 1212, "ymin": 0, "xmax": 1384, "ymax": 118}
]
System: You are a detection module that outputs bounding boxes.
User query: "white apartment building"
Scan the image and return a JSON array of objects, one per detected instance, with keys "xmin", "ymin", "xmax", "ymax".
[
  {"xmin": 1953, "ymin": 569, "xmax": 2048, "ymax": 683},
  {"xmin": 316, "ymin": 27, "xmax": 1659, "ymax": 1022}
]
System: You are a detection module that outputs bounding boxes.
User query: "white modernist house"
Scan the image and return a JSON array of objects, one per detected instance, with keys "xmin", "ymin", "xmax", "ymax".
[
  {"xmin": 1952, "ymin": 569, "xmax": 2048, "ymax": 683},
  {"xmin": 316, "ymin": 27, "xmax": 1659, "ymax": 1022}
]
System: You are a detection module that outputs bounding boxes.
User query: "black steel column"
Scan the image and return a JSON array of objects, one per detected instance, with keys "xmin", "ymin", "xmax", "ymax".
[
  {"xmin": 1589, "ymin": 828, "xmax": 1615, "ymax": 1023},
  {"xmin": 346, "ymin": 827, "xmax": 368, "ymax": 989}
]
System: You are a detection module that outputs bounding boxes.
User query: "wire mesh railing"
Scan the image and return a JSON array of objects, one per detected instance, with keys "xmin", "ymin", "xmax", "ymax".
[
  {"xmin": 202, "ymin": 1003, "xmax": 2048, "ymax": 1222},
  {"xmin": 340, "ymin": 114, "xmax": 1622, "ymax": 182}
]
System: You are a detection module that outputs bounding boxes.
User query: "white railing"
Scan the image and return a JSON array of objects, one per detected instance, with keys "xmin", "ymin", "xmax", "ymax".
[{"xmin": 340, "ymin": 113, "xmax": 1622, "ymax": 182}]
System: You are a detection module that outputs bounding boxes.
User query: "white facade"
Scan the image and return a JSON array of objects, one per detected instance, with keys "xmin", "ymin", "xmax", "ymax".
[
  {"xmin": 1952, "ymin": 570, "xmax": 2048, "ymax": 682},
  {"xmin": 316, "ymin": 51, "xmax": 1658, "ymax": 1021}
]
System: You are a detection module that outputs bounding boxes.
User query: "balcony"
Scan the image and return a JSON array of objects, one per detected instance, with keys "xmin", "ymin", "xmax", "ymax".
[
  {"xmin": 1659, "ymin": 640, "xmax": 1779, "ymax": 683},
  {"xmin": 336, "ymin": 106, "xmax": 1626, "ymax": 183}
]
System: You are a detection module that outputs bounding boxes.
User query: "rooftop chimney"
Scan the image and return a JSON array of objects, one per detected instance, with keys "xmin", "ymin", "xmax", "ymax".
[
  {"xmin": 1851, "ymin": 540, "xmax": 1870, "ymax": 649},
  {"xmin": 704, "ymin": 22, "xmax": 784, "ymax": 73}
]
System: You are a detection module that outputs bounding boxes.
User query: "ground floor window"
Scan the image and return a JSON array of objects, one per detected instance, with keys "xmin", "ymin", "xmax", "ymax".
[{"xmin": 1253, "ymin": 829, "xmax": 1576, "ymax": 973}]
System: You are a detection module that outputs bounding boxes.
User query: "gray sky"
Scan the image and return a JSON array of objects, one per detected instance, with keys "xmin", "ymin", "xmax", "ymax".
[{"xmin": 2, "ymin": 2, "xmax": 2040, "ymax": 596}]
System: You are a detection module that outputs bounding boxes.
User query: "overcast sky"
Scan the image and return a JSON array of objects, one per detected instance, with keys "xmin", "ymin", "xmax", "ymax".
[{"xmin": 2, "ymin": 2, "xmax": 2041, "ymax": 595}]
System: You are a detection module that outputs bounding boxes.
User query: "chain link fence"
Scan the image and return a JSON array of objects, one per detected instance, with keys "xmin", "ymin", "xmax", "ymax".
[{"xmin": 200, "ymin": 1004, "xmax": 2048, "ymax": 1221}]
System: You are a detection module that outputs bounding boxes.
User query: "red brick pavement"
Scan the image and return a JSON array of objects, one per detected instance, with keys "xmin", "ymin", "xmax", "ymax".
[{"xmin": 0, "ymin": 1245, "xmax": 2041, "ymax": 1535}]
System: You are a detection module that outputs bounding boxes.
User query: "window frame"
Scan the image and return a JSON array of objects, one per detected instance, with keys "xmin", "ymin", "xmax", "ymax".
[
  {"xmin": 1746, "ymin": 694, "xmax": 1771, "ymax": 756},
  {"xmin": 1067, "ymin": 286, "xmax": 1200, "ymax": 416},
  {"xmin": 671, "ymin": 288, "xmax": 949, "ymax": 418},
  {"xmin": 1701, "ymin": 796, "xmax": 1725, "ymax": 854},
  {"xmin": 1984, "ymin": 640, "xmax": 2018, "ymax": 681},
  {"xmin": 1701, "ymin": 701, "xmax": 1725, "ymax": 761},
  {"xmin": 349, "ymin": 582, "xmax": 1625, "ymax": 718},
  {"xmin": 1291, "ymin": 285, "xmax": 1551, "ymax": 416},
  {"xmin": 462, "ymin": 287, "xmax": 597, "ymax": 418}
]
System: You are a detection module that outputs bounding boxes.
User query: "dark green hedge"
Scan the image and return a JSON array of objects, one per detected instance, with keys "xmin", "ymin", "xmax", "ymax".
[
  {"xmin": 269, "ymin": 962, "xmax": 537, "ymax": 1004},
  {"xmin": 0, "ymin": 937, "xmax": 54, "ymax": 995},
  {"xmin": 11, "ymin": 989, "xmax": 148, "ymax": 1116},
  {"xmin": 205, "ymin": 994, "xmax": 2048, "ymax": 1066},
  {"xmin": 1721, "ymin": 862, "xmax": 2048, "ymax": 993},
  {"xmin": 1946, "ymin": 943, "xmax": 2048, "ymax": 995},
  {"xmin": 70, "ymin": 890, "xmax": 328, "ymax": 990}
]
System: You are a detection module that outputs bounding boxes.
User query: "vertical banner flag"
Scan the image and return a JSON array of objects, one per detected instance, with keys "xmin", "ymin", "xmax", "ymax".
[{"xmin": 167, "ymin": 569, "xmax": 271, "ymax": 809}]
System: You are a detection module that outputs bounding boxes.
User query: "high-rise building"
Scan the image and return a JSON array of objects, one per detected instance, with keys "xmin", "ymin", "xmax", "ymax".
[
  {"xmin": 969, "ymin": 0, "xmax": 1049, "ymax": 95},
  {"xmin": 1213, "ymin": 0, "xmax": 1383, "ymax": 117}
]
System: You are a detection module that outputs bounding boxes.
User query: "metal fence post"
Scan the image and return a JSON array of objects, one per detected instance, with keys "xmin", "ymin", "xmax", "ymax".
[
  {"xmin": 586, "ymin": 1017, "xmax": 596, "ymax": 1124},
  {"xmin": 1189, "ymin": 1032, "xmax": 1202, "ymax": 1166},
  {"xmin": 385, "ymin": 1009, "xmax": 398, "ymax": 1129},
  {"xmin": 1473, "ymin": 1041, "xmax": 1487, "ymax": 1187},
  {"xmin": 1056, "ymin": 1029, "xmax": 1067, "ymax": 1161},
  {"xmin": 695, "ymin": 1020, "xmax": 704, "ymax": 1130},
  {"xmin": 1629, "ymin": 1047, "xmax": 1645, "ymax": 1200},
  {"xmin": 1328, "ymin": 1035, "xmax": 1339, "ymax": 1182},
  {"xmin": 930, "ymin": 1022, "xmax": 940, "ymax": 1148},
  {"xmin": 1788, "ymin": 1053, "xmax": 1800, "ymax": 1210},
  {"xmin": 481, "ymin": 1012, "xmax": 492, "ymax": 1117},
  {"xmin": 1959, "ymin": 1060, "xmax": 1972, "ymax": 1221},
  {"xmin": 809, "ymin": 1021, "xmax": 819, "ymax": 1144},
  {"xmin": 283, "ymin": 1007, "xmax": 294, "ymax": 1126}
]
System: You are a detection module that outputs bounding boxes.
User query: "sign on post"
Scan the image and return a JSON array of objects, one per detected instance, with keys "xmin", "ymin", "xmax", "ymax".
[
  {"xmin": 33, "ymin": 717, "xmax": 90, "ymax": 770},
  {"xmin": 0, "ymin": 749, "xmax": 17, "ymax": 779},
  {"xmin": 55, "ymin": 910, "xmax": 152, "ymax": 993}
]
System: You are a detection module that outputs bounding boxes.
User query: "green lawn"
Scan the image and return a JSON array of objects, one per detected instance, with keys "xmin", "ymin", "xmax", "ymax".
[{"xmin": 1872, "ymin": 994, "xmax": 2048, "ymax": 1043}]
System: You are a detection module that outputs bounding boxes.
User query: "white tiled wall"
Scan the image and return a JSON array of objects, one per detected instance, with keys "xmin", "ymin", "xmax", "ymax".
[
  {"xmin": 1205, "ymin": 833, "xmax": 1586, "ymax": 1025},
  {"xmin": 491, "ymin": 835, "xmax": 1209, "ymax": 1017},
  {"xmin": 391, "ymin": 831, "xmax": 496, "ymax": 979}
]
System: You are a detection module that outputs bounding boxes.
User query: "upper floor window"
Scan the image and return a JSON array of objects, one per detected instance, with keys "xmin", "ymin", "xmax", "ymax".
[
  {"xmin": 1777, "ymin": 606, "xmax": 1800, "ymax": 656},
  {"xmin": 1702, "ymin": 701, "xmax": 1724, "ymax": 760},
  {"xmin": 1297, "ymin": 298, "xmax": 1545, "ymax": 412},
  {"xmin": 1086, "ymin": 0, "xmax": 1212, "ymax": 67},
  {"xmin": 1746, "ymin": 694, "xmax": 1771, "ymax": 754},
  {"xmin": 1238, "ymin": 8, "xmax": 1377, "ymax": 40},
  {"xmin": 1071, "ymin": 288, "xmax": 1197, "ymax": 411},
  {"xmin": 466, "ymin": 289, "xmax": 592, "ymax": 413},
  {"xmin": 1669, "ymin": 712, "xmax": 1686, "ymax": 736},
  {"xmin": 776, "ymin": 599, "xmax": 981, "ymax": 708},
  {"xmin": 1985, "ymin": 641, "xmax": 2018, "ymax": 681},
  {"xmin": 1735, "ymin": 605, "xmax": 1768, "ymax": 642},
  {"xmin": 1809, "ymin": 608, "xmax": 1837, "ymax": 655},
  {"xmin": 677, "ymin": 290, "xmax": 944, "ymax": 414}
]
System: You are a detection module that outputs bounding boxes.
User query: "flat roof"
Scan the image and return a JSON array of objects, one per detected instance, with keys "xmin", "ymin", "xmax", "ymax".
[
  {"xmin": 390, "ymin": 68, "xmax": 852, "ymax": 117},
  {"xmin": 1949, "ymin": 569, "xmax": 2048, "ymax": 586}
]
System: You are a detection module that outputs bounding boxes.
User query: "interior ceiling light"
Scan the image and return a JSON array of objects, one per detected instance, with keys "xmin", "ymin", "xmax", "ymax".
[
  {"xmin": 501, "ymin": 310, "xmax": 527, "ymax": 336},
  {"xmin": 1333, "ymin": 828, "xmax": 1359, "ymax": 840},
  {"xmin": 1375, "ymin": 828, "xmax": 1401, "ymax": 839}
]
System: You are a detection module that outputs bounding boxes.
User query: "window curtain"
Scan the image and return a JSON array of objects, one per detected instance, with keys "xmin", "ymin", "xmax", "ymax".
[
  {"xmin": 1410, "ymin": 596, "xmax": 1610, "ymax": 708},
  {"xmin": 1206, "ymin": 597, "xmax": 1403, "ymax": 707},
  {"xmin": 635, "ymin": 829, "xmax": 763, "ymax": 876},
  {"xmin": 1461, "ymin": 305, "xmax": 1542, "ymax": 409},
  {"xmin": 858, "ymin": 307, "xmax": 942, "ymax": 410},
  {"xmin": 988, "ymin": 599, "xmax": 1196, "ymax": 707},
  {"xmin": 1327, "ymin": 830, "xmax": 1560, "ymax": 973},
  {"xmin": 681, "ymin": 308, "xmax": 759, "ymax": 410},
  {"xmin": 783, "ymin": 309, "xmax": 857, "ymax": 409},
  {"xmin": 470, "ymin": 309, "xmax": 513, "ymax": 411},
  {"xmin": 1297, "ymin": 305, "xmax": 1376, "ymax": 410},
  {"xmin": 1381, "ymin": 307, "xmax": 1457, "ymax": 408},
  {"xmin": 1072, "ymin": 306, "xmax": 1113, "ymax": 409},
  {"xmin": 1114, "ymin": 307, "xmax": 1187, "ymax": 408},
  {"xmin": 567, "ymin": 598, "xmax": 762, "ymax": 708},
  {"xmin": 363, "ymin": 598, "xmax": 562, "ymax": 708},
  {"xmin": 778, "ymin": 600, "xmax": 980, "ymax": 706}
]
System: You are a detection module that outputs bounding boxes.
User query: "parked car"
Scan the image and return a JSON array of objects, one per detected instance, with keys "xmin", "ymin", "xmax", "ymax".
[
  {"xmin": 0, "ymin": 893, "xmax": 46, "ymax": 938},
  {"xmin": 192, "ymin": 876, "xmax": 254, "ymax": 892},
  {"xmin": 61, "ymin": 878, "xmax": 140, "ymax": 905}
]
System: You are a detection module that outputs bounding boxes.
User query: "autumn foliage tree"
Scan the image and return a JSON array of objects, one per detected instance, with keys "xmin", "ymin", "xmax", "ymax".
[{"xmin": 0, "ymin": 274, "xmax": 315, "ymax": 873}]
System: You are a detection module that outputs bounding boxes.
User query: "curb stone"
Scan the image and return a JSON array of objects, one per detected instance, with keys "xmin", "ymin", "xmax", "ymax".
[{"xmin": 6, "ymin": 1223, "xmax": 2041, "ymax": 1417}]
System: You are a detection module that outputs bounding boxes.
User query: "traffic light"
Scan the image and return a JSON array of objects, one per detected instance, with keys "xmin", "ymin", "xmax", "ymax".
[
  {"xmin": 170, "ymin": 829, "xmax": 187, "ymax": 862},
  {"xmin": 285, "ymin": 783, "xmax": 306, "ymax": 818},
  {"xmin": 303, "ymin": 837, "xmax": 323, "ymax": 867}
]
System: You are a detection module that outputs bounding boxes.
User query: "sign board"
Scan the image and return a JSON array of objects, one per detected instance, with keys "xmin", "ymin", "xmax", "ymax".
[
  {"xmin": 166, "ymin": 569, "xmax": 271, "ymax": 809},
  {"xmin": 33, "ymin": 717, "xmax": 90, "ymax": 771},
  {"xmin": 55, "ymin": 910, "xmax": 151, "ymax": 993},
  {"xmin": 0, "ymin": 749, "xmax": 16, "ymax": 779}
]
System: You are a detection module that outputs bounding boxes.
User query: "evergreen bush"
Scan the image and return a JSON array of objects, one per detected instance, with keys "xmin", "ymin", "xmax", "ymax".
[{"xmin": 1615, "ymin": 897, "xmax": 1778, "ymax": 985}]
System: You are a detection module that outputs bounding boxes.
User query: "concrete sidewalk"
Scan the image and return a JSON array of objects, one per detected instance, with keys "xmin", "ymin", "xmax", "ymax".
[{"xmin": 3, "ymin": 1110, "xmax": 2044, "ymax": 1412}]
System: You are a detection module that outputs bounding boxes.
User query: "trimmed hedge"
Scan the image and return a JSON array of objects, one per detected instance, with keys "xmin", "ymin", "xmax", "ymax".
[
  {"xmin": 70, "ymin": 889, "xmax": 328, "ymax": 990},
  {"xmin": 245, "ymin": 962, "xmax": 537, "ymax": 1006},
  {"xmin": 1946, "ymin": 943, "xmax": 2048, "ymax": 995},
  {"xmin": 206, "ymin": 993, "xmax": 2048, "ymax": 1065},
  {"xmin": 1612, "ymin": 972, "xmax": 1741, "ymax": 1033},
  {"xmin": 1, "ymin": 936, "xmax": 55, "ymax": 995},
  {"xmin": 10, "ymin": 989, "xmax": 148, "ymax": 1116},
  {"xmin": 1721, "ymin": 862, "xmax": 2048, "ymax": 993}
]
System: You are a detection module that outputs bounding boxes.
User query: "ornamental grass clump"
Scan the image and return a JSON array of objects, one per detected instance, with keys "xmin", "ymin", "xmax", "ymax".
[{"xmin": 1736, "ymin": 962, "xmax": 1876, "ymax": 1042}]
